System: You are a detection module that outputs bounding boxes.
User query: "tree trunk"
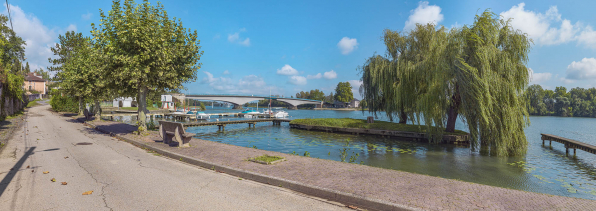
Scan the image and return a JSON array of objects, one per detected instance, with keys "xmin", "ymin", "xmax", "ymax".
[
  {"xmin": 445, "ymin": 92, "xmax": 461, "ymax": 133},
  {"xmin": 78, "ymin": 96, "xmax": 84, "ymax": 116},
  {"xmin": 398, "ymin": 110, "xmax": 407, "ymax": 124},
  {"xmin": 94, "ymin": 100, "xmax": 101, "ymax": 120},
  {"xmin": 138, "ymin": 87, "xmax": 148, "ymax": 132}
]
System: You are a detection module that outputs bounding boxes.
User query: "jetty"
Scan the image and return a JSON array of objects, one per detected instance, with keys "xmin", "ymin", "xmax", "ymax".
[
  {"xmin": 183, "ymin": 119, "xmax": 291, "ymax": 131},
  {"xmin": 541, "ymin": 134, "xmax": 596, "ymax": 156}
]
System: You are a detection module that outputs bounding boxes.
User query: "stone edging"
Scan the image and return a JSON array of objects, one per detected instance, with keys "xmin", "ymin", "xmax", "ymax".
[
  {"xmin": 289, "ymin": 123, "xmax": 469, "ymax": 144},
  {"xmin": 79, "ymin": 120, "xmax": 418, "ymax": 211}
]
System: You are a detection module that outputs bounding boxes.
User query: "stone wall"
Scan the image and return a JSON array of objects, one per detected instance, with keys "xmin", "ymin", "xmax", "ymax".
[{"xmin": 0, "ymin": 82, "xmax": 29, "ymax": 119}]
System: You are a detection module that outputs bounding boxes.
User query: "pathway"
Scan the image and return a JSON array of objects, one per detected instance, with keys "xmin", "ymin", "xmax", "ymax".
[{"xmin": 0, "ymin": 104, "xmax": 348, "ymax": 210}]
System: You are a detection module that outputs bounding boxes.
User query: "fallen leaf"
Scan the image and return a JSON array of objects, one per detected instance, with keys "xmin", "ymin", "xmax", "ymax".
[
  {"xmin": 43, "ymin": 171, "xmax": 49, "ymax": 174},
  {"xmin": 31, "ymin": 170, "xmax": 34, "ymax": 172},
  {"xmin": 64, "ymin": 156, "xmax": 69, "ymax": 159},
  {"xmin": 347, "ymin": 205, "xmax": 358, "ymax": 210},
  {"xmin": 51, "ymin": 178, "xmax": 56, "ymax": 182},
  {"xmin": 26, "ymin": 166, "xmax": 30, "ymax": 168},
  {"xmin": 61, "ymin": 182, "xmax": 67, "ymax": 185},
  {"xmin": 82, "ymin": 191, "xmax": 93, "ymax": 195}
]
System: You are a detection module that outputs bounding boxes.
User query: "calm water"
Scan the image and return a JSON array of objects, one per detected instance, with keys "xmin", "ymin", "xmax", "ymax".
[{"xmin": 112, "ymin": 107, "xmax": 596, "ymax": 200}]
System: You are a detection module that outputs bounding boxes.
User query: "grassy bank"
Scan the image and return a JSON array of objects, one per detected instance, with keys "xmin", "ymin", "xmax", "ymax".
[
  {"xmin": 27, "ymin": 99, "xmax": 41, "ymax": 107},
  {"xmin": 290, "ymin": 118, "xmax": 468, "ymax": 135}
]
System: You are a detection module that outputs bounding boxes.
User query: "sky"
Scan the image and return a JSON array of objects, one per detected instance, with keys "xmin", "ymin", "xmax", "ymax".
[{"xmin": 4, "ymin": 0, "xmax": 596, "ymax": 99}]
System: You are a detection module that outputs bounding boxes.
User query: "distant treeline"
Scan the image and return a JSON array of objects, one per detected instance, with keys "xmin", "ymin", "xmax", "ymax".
[{"xmin": 526, "ymin": 84, "xmax": 596, "ymax": 117}]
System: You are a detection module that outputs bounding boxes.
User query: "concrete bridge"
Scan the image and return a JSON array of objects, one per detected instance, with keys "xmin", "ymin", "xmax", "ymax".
[{"xmin": 184, "ymin": 94, "xmax": 322, "ymax": 109}]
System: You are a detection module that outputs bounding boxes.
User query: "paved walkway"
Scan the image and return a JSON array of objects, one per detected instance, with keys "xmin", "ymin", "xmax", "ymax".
[
  {"xmin": 90, "ymin": 115, "xmax": 596, "ymax": 210},
  {"xmin": 0, "ymin": 104, "xmax": 349, "ymax": 210}
]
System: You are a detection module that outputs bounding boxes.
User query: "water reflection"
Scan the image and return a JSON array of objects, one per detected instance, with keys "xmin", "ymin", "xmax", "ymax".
[{"xmin": 107, "ymin": 109, "xmax": 596, "ymax": 200}]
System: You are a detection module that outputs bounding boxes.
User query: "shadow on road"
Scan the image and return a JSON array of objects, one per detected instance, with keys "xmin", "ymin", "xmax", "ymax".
[{"xmin": 0, "ymin": 147, "xmax": 36, "ymax": 197}]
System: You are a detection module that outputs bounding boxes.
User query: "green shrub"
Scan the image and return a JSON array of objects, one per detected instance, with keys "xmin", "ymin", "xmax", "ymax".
[{"xmin": 50, "ymin": 95, "xmax": 79, "ymax": 113}]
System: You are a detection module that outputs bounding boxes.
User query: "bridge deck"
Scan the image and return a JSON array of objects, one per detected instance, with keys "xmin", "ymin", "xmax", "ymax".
[{"xmin": 541, "ymin": 133, "xmax": 596, "ymax": 156}]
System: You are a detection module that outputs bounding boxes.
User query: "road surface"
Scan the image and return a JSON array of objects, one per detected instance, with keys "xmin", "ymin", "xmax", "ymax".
[{"xmin": 0, "ymin": 103, "xmax": 348, "ymax": 210}]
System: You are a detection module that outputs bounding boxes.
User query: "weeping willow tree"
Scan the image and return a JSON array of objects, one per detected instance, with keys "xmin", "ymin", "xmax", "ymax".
[
  {"xmin": 360, "ymin": 10, "xmax": 531, "ymax": 156},
  {"xmin": 359, "ymin": 30, "xmax": 414, "ymax": 124}
]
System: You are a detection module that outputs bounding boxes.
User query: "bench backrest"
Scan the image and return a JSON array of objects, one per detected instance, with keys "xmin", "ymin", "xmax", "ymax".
[{"xmin": 158, "ymin": 121, "xmax": 186, "ymax": 134}]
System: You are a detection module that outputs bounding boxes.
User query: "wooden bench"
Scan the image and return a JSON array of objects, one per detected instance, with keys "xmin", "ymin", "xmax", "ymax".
[{"xmin": 158, "ymin": 121, "xmax": 195, "ymax": 147}]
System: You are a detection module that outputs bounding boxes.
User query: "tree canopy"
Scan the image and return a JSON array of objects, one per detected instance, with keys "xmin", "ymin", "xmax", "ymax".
[
  {"xmin": 334, "ymin": 82, "xmax": 354, "ymax": 103},
  {"xmin": 359, "ymin": 10, "xmax": 532, "ymax": 156},
  {"xmin": 91, "ymin": 0, "xmax": 203, "ymax": 131}
]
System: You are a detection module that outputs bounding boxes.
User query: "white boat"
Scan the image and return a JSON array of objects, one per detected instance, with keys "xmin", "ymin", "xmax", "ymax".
[
  {"xmin": 272, "ymin": 110, "xmax": 289, "ymax": 118},
  {"xmin": 196, "ymin": 111, "xmax": 210, "ymax": 119}
]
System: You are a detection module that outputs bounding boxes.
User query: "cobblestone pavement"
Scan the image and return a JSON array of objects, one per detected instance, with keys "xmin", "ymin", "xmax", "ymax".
[{"xmin": 89, "ymin": 118, "xmax": 596, "ymax": 211}]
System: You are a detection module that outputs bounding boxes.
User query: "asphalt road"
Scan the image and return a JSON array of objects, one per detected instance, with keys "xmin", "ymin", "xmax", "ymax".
[{"xmin": 0, "ymin": 103, "xmax": 348, "ymax": 211}]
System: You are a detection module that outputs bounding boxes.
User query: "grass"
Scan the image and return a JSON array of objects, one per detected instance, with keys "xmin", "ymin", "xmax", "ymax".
[
  {"xmin": 290, "ymin": 118, "xmax": 468, "ymax": 135},
  {"xmin": 251, "ymin": 155, "xmax": 285, "ymax": 164},
  {"xmin": 27, "ymin": 99, "xmax": 41, "ymax": 108},
  {"xmin": 5, "ymin": 111, "xmax": 24, "ymax": 120}
]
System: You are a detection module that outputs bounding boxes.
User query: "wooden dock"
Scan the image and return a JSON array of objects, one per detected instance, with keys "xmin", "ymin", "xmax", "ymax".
[
  {"xmin": 541, "ymin": 134, "xmax": 596, "ymax": 156},
  {"xmin": 182, "ymin": 119, "xmax": 291, "ymax": 131}
]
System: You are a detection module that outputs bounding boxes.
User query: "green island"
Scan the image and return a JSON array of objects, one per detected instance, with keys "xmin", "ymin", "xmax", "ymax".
[{"xmin": 290, "ymin": 118, "xmax": 468, "ymax": 135}]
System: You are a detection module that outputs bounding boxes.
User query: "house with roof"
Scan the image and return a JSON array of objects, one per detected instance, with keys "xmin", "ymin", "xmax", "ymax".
[{"xmin": 24, "ymin": 73, "xmax": 47, "ymax": 95}]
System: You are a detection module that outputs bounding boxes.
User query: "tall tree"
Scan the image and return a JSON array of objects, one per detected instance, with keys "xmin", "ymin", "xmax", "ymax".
[
  {"xmin": 334, "ymin": 82, "xmax": 353, "ymax": 103},
  {"xmin": 48, "ymin": 31, "xmax": 88, "ymax": 115},
  {"xmin": 0, "ymin": 15, "xmax": 26, "ymax": 74},
  {"xmin": 436, "ymin": 10, "xmax": 531, "ymax": 156},
  {"xmin": 92, "ymin": 0, "xmax": 203, "ymax": 132}
]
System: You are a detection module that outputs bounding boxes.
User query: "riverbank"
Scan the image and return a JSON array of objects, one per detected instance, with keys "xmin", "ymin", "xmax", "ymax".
[
  {"xmin": 290, "ymin": 118, "xmax": 469, "ymax": 144},
  {"xmin": 72, "ymin": 115, "xmax": 595, "ymax": 210}
]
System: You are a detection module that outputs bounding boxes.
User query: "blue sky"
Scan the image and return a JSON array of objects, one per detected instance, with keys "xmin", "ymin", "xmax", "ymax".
[{"xmin": 5, "ymin": 0, "xmax": 596, "ymax": 98}]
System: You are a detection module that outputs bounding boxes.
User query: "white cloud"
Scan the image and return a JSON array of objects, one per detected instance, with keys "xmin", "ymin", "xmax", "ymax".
[
  {"xmin": 66, "ymin": 24, "xmax": 77, "ymax": 32},
  {"xmin": 560, "ymin": 77, "xmax": 575, "ymax": 84},
  {"xmin": 323, "ymin": 70, "xmax": 337, "ymax": 79},
  {"xmin": 238, "ymin": 75, "xmax": 266, "ymax": 88},
  {"xmin": 213, "ymin": 34, "xmax": 221, "ymax": 40},
  {"xmin": 200, "ymin": 71, "xmax": 278, "ymax": 95},
  {"xmin": 307, "ymin": 73, "xmax": 322, "ymax": 79},
  {"xmin": 529, "ymin": 68, "xmax": 552, "ymax": 84},
  {"xmin": 337, "ymin": 37, "xmax": 358, "ymax": 55},
  {"xmin": 276, "ymin": 64, "xmax": 298, "ymax": 75},
  {"xmin": 566, "ymin": 58, "xmax": 596, "ymax": 80},
  {"xmin": 3, "ymin": 4, "xmax": 57, "ymax": 74},
  {"xmin": 228, "ymin": 29, "xmax": 250, "ymax": 47},
  {"xmin": 500, "ymin": 3, "xmax": 596, "ymax": 48},
  {"xmin": 288, "ymin": 76, "xmax": 307, "ymax": 85},
  {"xmin": 578, "ymin": 26, "xmax": 596, "ymax": 49},
  {"xmin": 228, "ymin": 33, "xmax": 239, "ymax": 42},
  {"xmin": 81, "ymin": 12, "xmax": 92, "ymax": 20},
  {"xmin": 403, "ymin": 1, "xmax": 444, "ymax": 31},
  {"xmin": 223, "ymin": 70, "xmax": 229, "ymax": 74},
  {"xmin": 239, "ymin": 38, "xmax": 250, "ymax": 46}
]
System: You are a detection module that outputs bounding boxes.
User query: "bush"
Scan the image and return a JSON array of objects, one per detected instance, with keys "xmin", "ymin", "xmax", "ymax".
[{"xmin": 50, "ymin": 95, "xmax": 79, "ymax": 113}]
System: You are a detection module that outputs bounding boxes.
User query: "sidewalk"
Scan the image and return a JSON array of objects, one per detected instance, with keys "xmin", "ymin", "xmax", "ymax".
[{"xmin": 85, "ymin": 118, "xmax": 596, "ymax": 211}]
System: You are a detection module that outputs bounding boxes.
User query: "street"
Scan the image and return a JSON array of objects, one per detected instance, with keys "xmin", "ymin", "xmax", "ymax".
[{"xmin": 0, "ymin": 103, "xmax": 347, "ymax": 211}]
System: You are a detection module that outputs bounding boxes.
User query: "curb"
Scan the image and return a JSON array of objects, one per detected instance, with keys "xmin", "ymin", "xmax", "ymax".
[{"xmin": 79, "ymin": 119, "xmax": 418, "ymax": 211}]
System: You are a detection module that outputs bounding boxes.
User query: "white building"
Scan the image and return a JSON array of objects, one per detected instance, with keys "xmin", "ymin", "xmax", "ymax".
[
  {"xmin": 113, "ymin": 97, "xmax": 134, "ymax": 107},
  {"xmin": 349, "ymin": 99, "xmax": 360, "ymax": 108},
  {"xmin": 161, "ymin": 95, "xmax": 174, "ymax": 109}
]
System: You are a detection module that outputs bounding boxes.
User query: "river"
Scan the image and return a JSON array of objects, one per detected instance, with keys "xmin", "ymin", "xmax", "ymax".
[{"xmin": 112, "ymin": 107, "xmax": 596, "ymax": 200}]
